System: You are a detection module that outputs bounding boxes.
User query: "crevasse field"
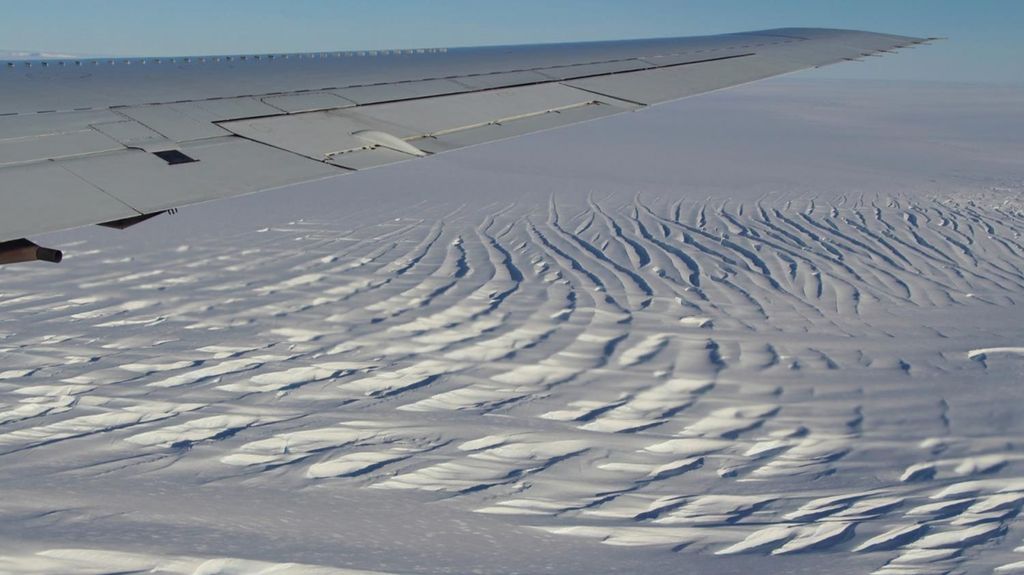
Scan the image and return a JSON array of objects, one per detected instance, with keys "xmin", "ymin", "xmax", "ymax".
[{"xmin": 0, "ymin": 79, "xmax": 1022, "ymax": 575}]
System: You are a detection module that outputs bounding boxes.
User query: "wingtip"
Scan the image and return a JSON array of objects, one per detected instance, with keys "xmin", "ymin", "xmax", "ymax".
[{"xmin": 893, "ymin": 37, "xmax": 944, "ymax": 49}]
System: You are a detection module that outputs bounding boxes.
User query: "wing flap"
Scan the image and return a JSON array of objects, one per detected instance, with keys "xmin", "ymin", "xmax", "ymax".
[
  {"xmin": 116, "ymin": 105, "xmax": 232, "ymax": 143},
  {"xmin": 0, "ymin": 109, "xmax": 125, "ymax": 141},
  {"xmin": 452, "ymin": 70, "xmax": 554, "ymax": 90},
  {"xmin": 0, "ymin": 163, "xmax": 140, "ymax": 239},
  {"xmin": 536, "ymin": 59, "xmax": 653, "ymax": 81},
  {"xmin": 344, "ymin": 83, "xmax": 629, "ymax": 136},
  {"xmin": 0, "ymin": 129, "xmax": 122, "ymax": 168},
  {"xmin": 221, "ymin": 112, "xmax": 372, "ymax": 163},
  {"xmin": 410, "ymin": 101, "xmax": 623, "ymax": 154},
  {"xmin": 328, "ymin": 147, "xmax": 422, "ymax": 171},
  {"xmin": 332, "ymin": 79, "xmax": 471, "ymax": 106},
  {"xmin": 181, "ymin": 98, "xmax": 285, "ymax": 122},
  {"xmin": 262, "ymin": 92, "xmax": 357, "ymax": 114},
  {"xmin": 91, "ymin": 120, "xmax": 177, "ymax": 152},
  {"xmin": 564, "ymin": 55, "xmax": 782, "ymax": 105},
  {"xmin": 58, "ymin": 137, "xmax": 340, "ymax": 215},
  {"xmin": 220, "ymin": 83, "xmax": 634, "ymax": 170},
  {"xmin": 562, "ymin": 31, "xmax": 918, "ymax": 106}
]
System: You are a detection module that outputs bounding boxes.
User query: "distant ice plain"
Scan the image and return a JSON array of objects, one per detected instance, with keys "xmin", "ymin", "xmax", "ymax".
[{"xmin": 0, "ymin": 78, "xmax": 1022, "ymax": 574}]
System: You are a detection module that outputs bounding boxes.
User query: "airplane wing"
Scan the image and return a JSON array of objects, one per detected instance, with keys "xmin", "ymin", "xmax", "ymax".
[{"xmin": 0, "ymin": 28, "xmax": 932, "ymax": 263}]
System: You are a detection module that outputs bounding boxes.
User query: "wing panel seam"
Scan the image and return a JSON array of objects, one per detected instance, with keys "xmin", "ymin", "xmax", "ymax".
[{"xmin": 52, "ymin": 160, "xmax": 145, "ymax": 216}]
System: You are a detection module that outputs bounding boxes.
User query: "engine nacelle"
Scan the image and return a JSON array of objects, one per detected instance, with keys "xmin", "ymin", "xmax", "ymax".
[{"xmin": 0, "ymin": 239, "xmax": 63, "ymax": 265}]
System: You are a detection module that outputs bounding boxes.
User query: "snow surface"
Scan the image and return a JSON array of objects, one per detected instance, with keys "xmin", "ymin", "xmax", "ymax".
[
  {"xmin": 0, "ymin": 79, "xmax": 1023, "ymax": 574},
  {"xmin": 0, "ymin": 50, "xmax": 93, "ymax": 60}
]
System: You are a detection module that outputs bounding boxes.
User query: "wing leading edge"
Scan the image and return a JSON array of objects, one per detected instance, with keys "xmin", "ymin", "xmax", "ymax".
[{"xmin": 0, "ymin": 28, "xmax": 934, "ymax": 261}]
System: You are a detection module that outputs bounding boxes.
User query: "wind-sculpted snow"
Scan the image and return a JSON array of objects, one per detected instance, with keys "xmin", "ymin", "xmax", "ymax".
[
  {"xmin": 1, "ymin": 81, "xmax": 1023, "ymax": 574},
  {"xmin": 0, "ymin": 549, "xmax": 392, "ymax": 574},
  {"xmin": 1, "ymin": 190, "xmax": 1023, "ymax": 573}
]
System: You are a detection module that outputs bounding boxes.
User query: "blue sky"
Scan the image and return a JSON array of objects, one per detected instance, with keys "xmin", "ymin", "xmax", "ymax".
[{"xmin": 2, "ymin": 0, "xmax": 1021, "ymax": 84}]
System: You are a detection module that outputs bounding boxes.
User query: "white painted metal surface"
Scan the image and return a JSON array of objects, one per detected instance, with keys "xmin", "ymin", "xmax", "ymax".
[{"xmin": 0, "ymin": 28, "xmax": 930, "ymax": 244}]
